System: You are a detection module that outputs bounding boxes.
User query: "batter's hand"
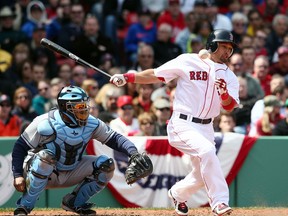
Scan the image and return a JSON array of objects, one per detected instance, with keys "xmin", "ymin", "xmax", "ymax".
[
  {"xmin": 14, "ymin": 176, "xmax": 26, "ymax": 192},
  {"xmin": 215, "ymin": 78, "xmax": 227, "ymax": 95},
  {"xmin": 110, "ymin": 74, "xmax": 127, "ymax": 87}
]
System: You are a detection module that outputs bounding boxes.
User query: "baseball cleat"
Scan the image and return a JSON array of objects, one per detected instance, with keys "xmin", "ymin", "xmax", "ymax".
[
  {"xmin": 62, "ymin": 196, "xmax": 96, "ymax": 216},
  {"xmin": 168, "ymin": 189, "xmax": 188, "ymax": 215},
  {"xmin": 212, "ymin": 203, "xmax": 232, "ymax": 216},
  {"xmin": 13, "ymin": 206, "xmax": 29, "ymax": 216}
]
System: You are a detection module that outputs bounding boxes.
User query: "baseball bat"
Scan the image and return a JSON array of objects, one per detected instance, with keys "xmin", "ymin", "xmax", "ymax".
[{"xmin": 40, "ymin": 38, "xmax": 111, "ymax": 78}]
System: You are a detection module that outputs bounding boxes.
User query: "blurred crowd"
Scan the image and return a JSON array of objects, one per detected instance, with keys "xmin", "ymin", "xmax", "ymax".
[{"xmin": 1, "ymin": 0, "xmax": 288, "ymax": 137}]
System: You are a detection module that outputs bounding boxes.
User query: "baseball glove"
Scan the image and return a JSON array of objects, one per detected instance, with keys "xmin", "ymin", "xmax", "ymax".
[{"xmin": 125, "ymin": 152, "xmax": 153, "ymax": 185}]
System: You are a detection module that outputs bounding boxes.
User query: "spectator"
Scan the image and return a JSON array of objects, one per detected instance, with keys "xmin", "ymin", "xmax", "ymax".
[
  {"xmin": 4, "ymin": 43, "xmax": 31, "ymax": 89},
  {"xmin": 152, "ymin": 23, "xmax": 182, "ymax": 66},
  {"xmin": 133, "ymin": 83, "xmax": 155, "ymax": 116},
  {"xmin": 29, "ymin": 23, "xmax": 58, "ymax": 79},
  {"xmin": 231, "ymin": 12, "xmax": 248, "ymax": 45},
  {"xmin": 151, "ymin": 98, "xmax": 171, "ymax": 136},
  {"xmin": 272, "ymin": 99, "xmax": 288, "ymax": 135},
  {"xmin": 255, "ymin": 95, "xmax": 284, "ymax": 136},
  {"xmin": 32, "ymin": 79, "xmax": 54, "ymax": 115},
  {"xmin": 46, "ymin": 0, "xmax": 71, "ymax": 42},
  {"xmin": 81, "ymin": 78, "xmax": 99, "ymax": 100},
  {"xmin": 186, "ymin": 33, "xmax": 203, "ymax": 54},
  {"xmin": 11, "ymin": 86, "xmax": 38, "ymax": 132},
  {"xmin": 89, "ymin": 97, "xmax": 99, "ymax": 118},
  {"xmin": 218, "ymin": 111, "xmax": 236, "ymax": 133},
  {"xmin": 71, "ymin": 65, "xmax": 87, "ymax": 87},
  {"xmin": 270, "ymin": 45, "xmax": 288, "ymax": 76},
  {"xmin": 0, "ymin": 94, "xmax": 22, "ymax": 136},
  {"xmin": 265, "ymin": 14, "xmax": 288, "ymax": 63},
  {"xmin": 204, "ymin": 0, "xmax": 232, "ymax": 31},
  {"xmin": 249, "ymin": 81, "xmax": 286, "ymax": 136},
  {"xmin": 192, "ymin": 0, "xmax": 208, "ymax": 21},
  {"xmin": 18, "ymin": 59, "xmax": 33, "ymax": 87},
  {"xmin": 252, "ymin": 55, "xmax": 272, "ymax": 96},
  {"xmin": 21, "ymin": 1, "xmax": 47, "ymax": 39},
  {"xmin": 109, "ymin": 95, "xmax": 139, "ymax": 135},
  {"xmin": 157, "ymin": 0, "xmax": 185, "ymax": 42},
  {"xmin": 50, "ymin": 77, "xmax": 66, "ymax": 107},
  {"xmin": 229, "ymin": 53, "xmax": 264, "ymax": 102},
  {"xmin": 25, "ymin": 63, "xmax": 47, "ymax": 97},
  {"xmin": 96, "ymin": 83, "xmax": 124, "ymax": 118},
  {"xmin": 134, "ymin": 111, "xmax": 158, "ymax": 136},
  {"xmin": 130, "ymin": 44, "xmax": 158, "ymax": 72},
  {"xmin": 0, "ymin": 6, "xmax": 28, "ymax": 53},
  {"xmin": 238, "ymin": 34, "xmax": 253, "ymax": 51},
  {"xmin": 246, "ymin": 9, "xmax": 265, "ymax": 37},
  {"xmin": 225, "ymin": 0, "xmax": 242, "ymax": 20},
  {"xmin": 57, "ymin": 3, "xmax": 85, "ymax": 51},
  {"xmin": 72, "ymin": 14, "xmax": 115, "ymax": 70},
  {"xmin": 175, "ymin": 11, "xmax": 197, "ymax": 53},
  {"xmin": 241, "ymin": 46, "xmax": 256, "ymax": 75},
  {"xmin": 124, "ymin": 7, "xmax": 157, "ymax": 65},
  {"xmin": 253, "ymin": 29, "xmax": 268, "ymax": 57},
  {"xmin": 232, "ymin": 76, "xmax": 255, "ymax": 134},
  {"xmin": 57, "ymin": 63, "xmax": 73, "ymax": 86},
  {"xmin": 0, "ymin": 46, "xmax": 12, "ymax": 73},
  {"xmin": 193, "ymin": 18, "xmax": 214, "ymax": 47}
]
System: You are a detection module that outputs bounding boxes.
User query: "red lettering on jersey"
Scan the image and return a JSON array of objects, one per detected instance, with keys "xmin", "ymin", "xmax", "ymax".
[
  {"xmin": 196, "ymin": 71, "xmax": 201, "ymax": 80},
  {"xmin": 202, "ymin": 71, "xmax": 208, "ymax": 80},
  {"xmin": 189, "ymin": 71, "xmax": 208, "ymax": 81},
  {"xmin": 189, "ymin": 71, "xmax": 195, "ymax": 80}
]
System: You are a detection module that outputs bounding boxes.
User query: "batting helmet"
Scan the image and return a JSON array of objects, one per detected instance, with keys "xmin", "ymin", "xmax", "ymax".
[
  {"xmin": 57, "ymin": 85, "xmax": 90, "ymax": 127},
  {"xmin": 206, "ymin": 29, "xmax": 237, "ymax": 54}
]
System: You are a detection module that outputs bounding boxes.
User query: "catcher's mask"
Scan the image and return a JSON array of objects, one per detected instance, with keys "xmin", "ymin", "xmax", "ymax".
[
  {"xmin": 57, "ymin": 85, "xmax": 90, "ymax": 127},
  {"xmin": 206, "ymin": 29, "xmax": 237, "ymax": 57}
]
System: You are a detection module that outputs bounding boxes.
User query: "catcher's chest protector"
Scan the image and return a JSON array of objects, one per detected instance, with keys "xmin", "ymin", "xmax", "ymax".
[{"xmin": 43, "ymin": 110, "xmax": 99, "ymax": 170}]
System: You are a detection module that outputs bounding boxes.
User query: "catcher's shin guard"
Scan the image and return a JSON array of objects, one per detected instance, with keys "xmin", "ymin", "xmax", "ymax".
[
  {"xmin": 63, "ymin": 155, "xmax": 115, "ymax": 208},
  {"xmin": 17, "ymin": 149, "xmax": 56, "ymax": 210}
]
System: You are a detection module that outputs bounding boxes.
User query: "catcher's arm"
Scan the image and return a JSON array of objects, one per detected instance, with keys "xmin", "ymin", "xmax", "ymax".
[{"xmin": 125, "ymin": 152, "xmax": 153, "ymax": 185}]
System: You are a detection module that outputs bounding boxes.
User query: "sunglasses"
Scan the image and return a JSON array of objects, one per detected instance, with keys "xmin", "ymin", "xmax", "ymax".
[
  {"xmin": 121, "ymin": 105, "xmax": 133, "ymax": 110},
  {"xmin": 141, "ymin": 122, "xmax": 153, "ymax": 126},
  {"xmin": 17, "ymin": 95, "xmax": 29, "ymax": 100},
  {"xmin": 157, "ymin": 107, "xmax": 170, "ymax": 112}
]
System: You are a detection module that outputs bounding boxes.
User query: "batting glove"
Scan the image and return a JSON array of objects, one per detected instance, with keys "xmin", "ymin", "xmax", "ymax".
[
  {"xmin": 215, "ymin": 78, "xmax": 227, "ymax": 95},
  {"xmin": 110, "ymin": 74, "xmax": 127, "ymax": 87}
]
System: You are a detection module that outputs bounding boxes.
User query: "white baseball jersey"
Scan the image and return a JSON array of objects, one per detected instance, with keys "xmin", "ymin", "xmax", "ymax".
[{"xmin": 154, "ymin": 53, "xmax": 239, "ymax": 119}]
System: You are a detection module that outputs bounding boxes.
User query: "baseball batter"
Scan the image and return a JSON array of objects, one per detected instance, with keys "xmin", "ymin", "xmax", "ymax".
[
  {"xmin": 12, "ymin": 86, "xmax": 152, "ymax": 216},
  {"xmin": 110, "ymin": 29, "xmax": 239, "ymax": 216}
]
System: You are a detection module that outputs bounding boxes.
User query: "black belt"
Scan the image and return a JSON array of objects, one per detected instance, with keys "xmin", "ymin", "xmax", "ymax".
[{"xmin": 179, "ymin": 113, "xmax": 212, "ymax": 124}]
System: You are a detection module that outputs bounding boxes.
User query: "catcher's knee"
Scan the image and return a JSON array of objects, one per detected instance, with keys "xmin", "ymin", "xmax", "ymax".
[
  {"xmin": 30, "ymin": 149, "xmax": 57, "ymax": 178},
  {"xmin": 92, "ymin": 155, "xmax": 115, "ymax": 186}
]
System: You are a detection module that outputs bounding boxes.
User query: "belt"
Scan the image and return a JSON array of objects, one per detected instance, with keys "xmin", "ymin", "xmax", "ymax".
[{"xmin": 179, "ymin": 113, "xmax": 212, "ymax": 124}]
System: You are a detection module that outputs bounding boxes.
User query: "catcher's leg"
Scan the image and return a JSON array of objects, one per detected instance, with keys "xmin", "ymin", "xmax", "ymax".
[
  {"xmin": 15, "ymin": 149, "xmax": 56, "ymax": 214},
  {"xmin": 62, "ymin": 155, "xmax": 115, "ymax": 214}
]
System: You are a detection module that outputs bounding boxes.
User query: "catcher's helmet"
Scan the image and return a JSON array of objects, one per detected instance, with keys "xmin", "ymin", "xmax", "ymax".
[
  {"xmin": 206, "ymin": 29, "xmax": 237, "ymax": 54},
  {"xmin": 57, "ymin": 85, "xmax": 90, "ymax": 127}
]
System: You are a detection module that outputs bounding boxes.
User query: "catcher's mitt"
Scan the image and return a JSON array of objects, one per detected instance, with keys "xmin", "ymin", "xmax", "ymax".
[{"xmin": 125, "ymin": 152, "xmax": 153, "ymax": 185}]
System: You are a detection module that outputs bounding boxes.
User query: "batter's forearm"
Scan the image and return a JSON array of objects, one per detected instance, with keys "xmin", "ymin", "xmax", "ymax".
[
  {"xmin": 134, "ymin": 69, "xmax": 161, "ymax": 84},
  {"xmin": 220, "ymin": 92, "xmax": 237, "ymax": 112}
]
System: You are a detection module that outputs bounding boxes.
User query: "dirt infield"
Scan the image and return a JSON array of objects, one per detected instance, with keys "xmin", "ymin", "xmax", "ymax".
[{"xmin": 1, "ymin": 208, "xmax": 288, "ymax": 216}]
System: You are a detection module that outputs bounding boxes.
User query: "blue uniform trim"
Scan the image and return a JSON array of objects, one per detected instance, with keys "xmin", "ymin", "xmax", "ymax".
[
  {"xmin": 12, "ymin": 137, "xmax": 31, "ymax": 178},
  {"xmin": 105, "ymin": 133, "xmax": 138, "ymax": 156}
]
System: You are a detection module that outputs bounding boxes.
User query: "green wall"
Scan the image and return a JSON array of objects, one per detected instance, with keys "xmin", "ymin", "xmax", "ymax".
[{"xmin": 1, "ymin": 136, "xmax": 288, "ymax": 208}]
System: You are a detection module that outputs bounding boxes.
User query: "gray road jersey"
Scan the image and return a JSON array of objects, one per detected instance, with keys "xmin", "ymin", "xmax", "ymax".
[{"xmin": 21, "ymin": 110, "xmax": 115, "ymax": 171}]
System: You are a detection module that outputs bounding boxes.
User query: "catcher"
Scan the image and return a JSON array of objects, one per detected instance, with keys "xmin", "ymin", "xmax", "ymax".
[{"xmin": 12, "ymin": 85, "xmax": 153, "ymax": 216}]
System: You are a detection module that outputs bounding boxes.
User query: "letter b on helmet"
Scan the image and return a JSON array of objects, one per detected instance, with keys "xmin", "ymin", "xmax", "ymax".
[{"xmin": 206, "ymin": 29, "xmax": 237, "ymax": 54}]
